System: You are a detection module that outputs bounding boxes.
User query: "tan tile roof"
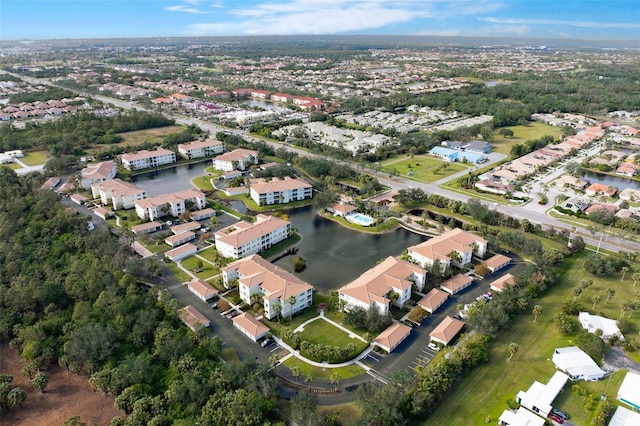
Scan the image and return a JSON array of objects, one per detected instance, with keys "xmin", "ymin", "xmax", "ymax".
[
  {"xmin": 223, "ymin": 254, "xmax": 312, "ymax": 301},
  {"xmin": 430, "ymin": 316, "xmax": 465, "ymax": 345},
  {"xmin": 178, "ymin": 305, "xmax": 209, "ymax": 329},
  {"xmin": 92, "ymin": 178, "xmax": 145, "ymax": 198},
  {"xmin": 70, "ymin": 193, "xmax": 89, "ymax": 203},
  {"xmin": 232, "ymin": 313, "xmax": 269, "ymax": 339},
  {"xmin": 484, "ymin": 254, "xmax": 511, "ymax": 270},
  {"xmin": 120, "ymin": 147, "xmax": 175, "ymax": 162},
  {"xmin": 374, "ymin": 322, "xmax": 412, "ymax": 351},
  {"xmin": 339, "ymin": 256, "xmax": 425, "ymax": 306},
  {"xmin": 165, "ymin": 243, "xmax": 198, "ymax": 260},
  {"xmin": 409, "ymin": 228, "xmax": 487, "ymax": 263},
  {"xmin": 165, "ymin": 231, "xmax": 195, "ymax": 246},
  {"xmin": 328, "ymin": 202, "xmax": 357, "ymax": 215},
  {"xmin": 440, "ymin": 274, "xmax": 473, "ymax": 294},
  {"xmin": 418, "ymin": 288, "xmax": 449, "ymax": 312},
  {"xmin": 136, "ymin": 188, "xmax": 204, "ymax": 209},
  {"xmin": 171, "ymin": 222, "xmax": 201, "ymax": 234},
  {"xmin": 249, "ymin": 177, "xmax": 311, "ymax": 194},
  {"xmin": 214, "ymin": 214, "xmax": 289, "ymax": 249},
  {"xmin": 191, "ymin": 207, "xmax": 216, "ymax": 218},
  {"xmin": 215, "ymin": 148, "xmax": 258, "ymax": 163},
  {"xmin": 187, "ymin": 278, "xmax": 218, "ymax": 300},
  {"xmin": 131, "ymin": 221, "xmax": 162, "ymax": 233},
  {"xmin": 178, "ymin": 139, "xmax": 223, "ymax": 151},
  {"xmin": 490, "ymin": 273, "xmax": 515, "ymax": 291},
  {"xmin": 81, "ymin": 161, "xmax": 116, "ymax": 180}
]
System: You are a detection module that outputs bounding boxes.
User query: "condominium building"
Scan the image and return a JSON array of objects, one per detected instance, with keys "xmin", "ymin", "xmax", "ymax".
[
  {"xmin": 91, "ymin": 178, "xmax": 147, "ymax": 210},
  {"xmin": 214, "ymin": 214, "xmax": 291, "ymax": 259},
  {"xmin": 408, "ymin": 228, "xmax": 488, "ymax": 269},
  {"xmin": 135, "ymin": 188, "xmax": 206, "ymax": 220},
  {"xmin": 80, "ymin": 160, "xmax": 117, "ymax": 189},
  {"xmin": 249, "ymin": 177, "xmax": 313, "ymax": 206},
  {"xmin": 177, "ymin": 139, "xmax": 225, "ymax": 159},
  {"xmin": 212, "ymin": 148, "xmax": 258, "ymax": 171},
  {"xmin": 119, "ymin": 147, "xmax": 176, "ymax": 171}
]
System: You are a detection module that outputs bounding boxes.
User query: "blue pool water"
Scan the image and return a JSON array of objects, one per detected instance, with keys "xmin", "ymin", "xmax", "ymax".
[{"xmin": 350, "ymin": 213, "xmax": 375, "ymax": 226}]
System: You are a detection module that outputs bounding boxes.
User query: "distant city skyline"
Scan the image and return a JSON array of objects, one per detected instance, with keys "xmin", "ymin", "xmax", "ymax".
[{"xmin": 2, "ymin": 0, "xmax": 639, "ymax": 41}]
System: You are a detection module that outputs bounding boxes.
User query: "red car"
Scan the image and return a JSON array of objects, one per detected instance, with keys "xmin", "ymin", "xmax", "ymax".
[{"xmin": 548, "ymin": 413, "xmax": 564, "ymax": 424}]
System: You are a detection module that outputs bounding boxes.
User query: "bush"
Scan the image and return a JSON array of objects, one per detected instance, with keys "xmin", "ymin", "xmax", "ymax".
[
  {"xmin": 591, "ymin": 400, "xmax": 615, "ymax": 426},
  {"xmin": 572, "ymin": 384, "xmax": 587, "ymax": 396},
  {"xmin": 576, "ymin": 332, "xmax": 606, "ymax": 361}
]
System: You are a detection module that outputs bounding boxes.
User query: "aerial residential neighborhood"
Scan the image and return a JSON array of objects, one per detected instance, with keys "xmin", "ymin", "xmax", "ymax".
[{"xmin": 1, "ymin": 3, "xmax": 640, "ymax": 424}]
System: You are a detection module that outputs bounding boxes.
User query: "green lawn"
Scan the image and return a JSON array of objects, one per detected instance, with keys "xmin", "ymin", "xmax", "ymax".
[
  {"xmin": 139, "ymin": 240, "xmax": 170, "ymax": 254},
  {"xmin": 318, "ymin": 211, "xmax": 400, "ymax": 234},
  {"xmin": 191, "ymin": 175, "xmax": 215, "ymax": 191},
  {"xmin": 282, "ymin": 357, "xmax": 365, "ymax": 381},
  {"xmin": 166, "ymin": 262, "xmax": 191, "ymax": 283},
  {"xmin": 87, "ymin": 125, "xmax": 183, "ymax": 153},
  {"xmin": 380, "ymin": 155, "xmax": 470, "ymax": 183},
  {"xmin": 181, "ymin": 255, "xmax": 220, "ymax": 279},
  {"xmin": 492, "ymin": 122, "xmax": 563, "ymax": 155},
  {"xmin": 260, "ymin": 232, "xmax": 301, "ymax": 259},
  {"xmin": 296, "ymin": 318, "xmax": 364, "ymax": 348},
  {"xmin": 264, "ymin": 308, "xmax": 321, "ymax": 338},
  {"xmin": 2, "ymin": 163, "xmax": 22, "ymax": 170},
  {"xmin": 196, "ymin": 246, "xmax": 221, "ymax": 263},
  {"xmin": 220, "ymin": 347, "xmax": 240, "ymax": 363},
  {"xmin": 423, "ymin": 253, "xmax": 640, "ymax": 425},
  {"xmin": 214, "ymin": 191, "xmax": 315, "ymax": 213},
  {"xmin": 21, "ymin": 150, "xmax": 49, "ymax": 166}
]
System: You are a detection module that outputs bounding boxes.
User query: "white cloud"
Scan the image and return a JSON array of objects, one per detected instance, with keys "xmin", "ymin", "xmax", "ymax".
[
  {"xmin": 418, "ymin": 24, "xmax": 529, "ymax": 37},
  {"xmin": 166, "ymin": 5, "xmax": 208, "ymax": 14},
  {"xmin": 482, "ymin": 17, "xmax": 640, "ymax": 29},
  {"xmin": 166, "ymin": 0, "xmax": 224, "ymax": 14}
]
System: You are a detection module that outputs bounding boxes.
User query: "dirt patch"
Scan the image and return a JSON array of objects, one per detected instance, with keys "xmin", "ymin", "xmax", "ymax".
[{"xmin": 0, "ymin": 344, "xmax": 124, "ymax": 426}]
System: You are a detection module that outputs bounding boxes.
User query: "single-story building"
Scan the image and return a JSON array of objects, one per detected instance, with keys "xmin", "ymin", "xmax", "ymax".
[
  {"xmin": 165, "ymin": 243, "xmax": 198, "ymax": 262},
  {"xmin": 70, "ymin": 193, "xmax": 89, "ymax": 205},
  {"xmin": 93, "ymin": 206, "xmax": 113, "ymax": 220},
  {"xmin": 430, "ymin": 316, "xmax": 465, "ymax": 346},
  {"xmin": 439, "ymin": 274, "xmax": 474, "ymax": 295},
  {"xmin": 578, "ymin": 312, "xmax": 623, "ymax": 341},
  {"xmin": 186, "ymin": 278, "xmax": 219, "ymax": 302},
  {"xmin": 483, "ymin": 254, "xmax": 512, "ymax": 273},
  {"xmin": 165, "ymin": 231, "xmax": 196, "ymax": 247},
  {"xmin": 374, "ymin": 322, "xmax": 412, "ymax": 353},
  {"xmin": 552, "ymin": 346, "xmax": 606, "ymax": 381},
  {"xmin": 609, "ymin": 406, "xmax": 640, "ymax": 426},
  {"xmin": 171, "ymin": 222, "xmax": 201, "ymax": 235},
  {"xmin": 327, "ymin": 202, "xmax": 357, "ymax": 217},
  {"xmin": 498, "ymin": 407, "xmax": 545, "ymax": 426},
  {"xmin": 515, "ymin": 371, "xmax": 569, "ymax": 419},
  {"xmin": 232, "ymin": 313, "xmax": 269, "ymax": 342},
  {"xmin": 618, "ymin": 371, "xmax": 640, "ymax": 411},
  {"xmin": 178, "ymin": 305, "xmax": 210, "ymax": 331},
  {"xmin": 418, "ymin": 288, "xmax": 449, "ymax": 314},
  {"xmin": 490, "ymin": 273, "xmax": 516, "ymax": 292},
  {"xmin": 191, "ymin": 208, "xmax": 216, "ymax": 221},
  {"xmin": 131, "ymin": 221, "xmax": 163, "ymax": 235}
]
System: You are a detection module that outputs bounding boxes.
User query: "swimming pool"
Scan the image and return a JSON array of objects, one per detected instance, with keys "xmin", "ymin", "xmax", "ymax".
[{"xmin": 348, "ymin": 213, "xmax": 375, "ymax": 227}]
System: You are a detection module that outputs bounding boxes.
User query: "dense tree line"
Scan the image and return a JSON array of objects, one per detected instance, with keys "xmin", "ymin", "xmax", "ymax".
[
  {"xmin": 0, "ymin": 110, "xmax": 174, "ymax": 153},
  {"xmin": 9, "ymin": 87, "xmax": 76, "ymax": 104},
  {"xmin": 0, "ymin": 168, "xmax": 282, "ymax": 425}
]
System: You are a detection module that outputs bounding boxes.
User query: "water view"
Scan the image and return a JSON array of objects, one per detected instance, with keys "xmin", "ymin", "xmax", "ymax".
[
  {"xmin": 581, "ymin": 170, "xmax": 640, "ymax": 192},
  {"xmin": 131, "ymin": 160, "xmax": 211, "ymax": 196}
]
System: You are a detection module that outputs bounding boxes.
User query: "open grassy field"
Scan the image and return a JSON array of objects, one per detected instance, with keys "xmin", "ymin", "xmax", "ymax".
[
  {"xmin": 296, "ymin": 318, "xmax": 365, "ymax": 348},
  {"xmin": 282, "ymin": 357, "xmax": 364, "ymax": 381},
  {"xmin": 21, "ymin": 150, "xmax": 49, "ymax": 166},
  {"xmin": 423, "ymin": 253, "xmax": 640, "ymax": 425},
  {"xmin": 381, "ymin": 155, "xmax": 470, "ymax": 183},
  {"xmin": 86, "ymin": 125, "xmax": 183, "ymax": 153},
  {"xmin": 492, "ymin": 122, "xmax": 564, "ymax": 155},
  {"xmin": 166, "ymin": 262, "xmax": 191, "ymax": 283},
  {"xmin": 181, "ymin": 255, "xmax": 220, "ymax": 280},
  {"xmin": 191, "ymin": 175, "xmax": 215, "ymax": 191}
]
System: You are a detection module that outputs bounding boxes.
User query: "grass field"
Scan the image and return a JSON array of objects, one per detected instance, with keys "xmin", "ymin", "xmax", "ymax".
[
  {"xmin": 492, "ymin": 122, "xmax": 564, "ymax": 155},
  {"xmin": 423, "ymin": 253, "xmax": 640, "ymax": 425},
  {"xmin": 166, "ymin": 262, "xmax": 191, "ymax": 283},
  {"xmin": 380, "ymin": 155, "xmax": 470, "ymax": 183},
  {"xmin": 86, "ymin": 125, "xmax": 183, "ymax": 153},
  {"xmin": 181, "ymin": 255, "xmax": 220, "ymax": 280},
  {"xmin": 21, "ymin": 150, "xmax": 49, "ymax": 166},
  {"xmin": 282, "ymin": 357, "xmax": 365, "ymax": 381},
  {"xmin": 296, "ymin": 318, "xmax": 365, "ymax": 348},
  {"xmin": 191, "ymin": 175, "xmax": 215, "ymax": 191}
]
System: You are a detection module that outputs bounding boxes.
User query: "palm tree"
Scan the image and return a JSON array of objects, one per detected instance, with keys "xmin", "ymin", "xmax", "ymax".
[
  {"xmin": 292, "ymin": 366, "xmax": 302, "ymax": 384},
  {"xmin": 517, "ymin": 298, "xmax": 529, "ymax": 311},
  {"xmin": 272, "ymin": 300, "xmax": 282, "ymax": 322},
  {"xmin": 304, "ymin": 373, "xmax": 314, "ymax": 390},
  {"xmin": 508, "ymin": 342, "xmax": 519, "ymax": 361},
  {"xmin": 330, "ymin": 372, "xmax": 340, "ymax": 391},
  {"xmin": 269, "ymin": 354, "xmax": 279, "ymax": 374},
  {"xmin": 620, "ymin": 302, "xmax": 632, "ymax": 318},
  {"xmin": 532, "ymin": 305, "xmax": 542, "ymax": 322},
  {"xmin": 580, "ymin": 278, "xmax": 593, "ymax": 289},
  {"xmin": 633, "ymin": 272, "xmax": 640, "ymax": 287},
  {"xmin": 621, "ymin": 267, "xmax": 629, "ymax": 281},
  {"xmin": 591, "ymin": 295, "xmax": 601, "ymax": 310},
  {"xmin": 606, "ymin": 288, "xmax": 615, "ymax": 304},
  {"xmin": 287, "ymin": 295, "xmax": 297, "ymax": 318},
  {"xmin": 572, "ymin": 286, "xmax": 583, "ymax": 300}
]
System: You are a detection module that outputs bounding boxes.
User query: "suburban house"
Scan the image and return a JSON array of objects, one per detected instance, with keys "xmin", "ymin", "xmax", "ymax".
[
  {"xmin": 249, "ymin": 177, "xmax": 313, "ymax": 206},
  {"xmin": 165, "ymin": 243, "xmax": 198, "ymax": 262},
  {"xmin": 222, "ymin": 254, "xmax": 314, "ymax": 320},
  {"xmin": 135, "ymin": 188, "xmax": 206, "ymax": 220},
  {"xmin": 498, "ymin": 407, "xmax": 545, "ymax": 426},
  {"xmin": 552, "ymin": 346, "xmax": 606, "ymax": 381},
  {"xmin": 578, "ymin": 312, "xmax": 623, "ymax": 341},
  {"xmin": 80, "ymin": 160, "xmax": 117, "ymax": 189},
  {"xmin": 186, "ymin": 278, "xmax": 218, "ymax": 302},
  {"xmin": 515, "ymin": 371, "xmax": 569, "ymax": 418},
  {"xmin": 490, "ymin": 273, "xmax": 516, "ymax": 292},
  {"xmin": 165, "ymin": 231, "xmax": 196, "ymax": 248},
  {"xmin": 374, "ymin": 322, "xmax": 412, "ymax": 353},
  {"xmin": 338, "ymin": 256, "xmax": 427, "ymax": 314},
  {"xmin": 616, "ymin": 163, "xmax": 639, "ymax": 177},
  {"xmin": 429, "ymin": 316, "xmax": 465, "ymax": 346},
  {"xmin": 326, "ymin": 202, "xmax": 357, "ymax": 217},
  {"xmin": 619, "ymin": 188, "xmax": 640, "ymax": 202},
  {"xmin": 178, "ymin": 305, "xmax": 210, "ymax": 331},
  {"xmin": 618, "ymin": 372, "xmax": 640, "ymax": 411},
  {"xmin": 609, "ymin": 406, "xmax": 640, "ymax": 426},
  {"xmin": 91, "ymin": 178, "xmax": 147, "ymax": 210},
  {"xmin": 474, "ymin": 179, "xmax": 514, "ymax": 195},
  {"xmin": 483, "ymin": 254, "xmax": 512, "ymax": 273},
  {"xmin": 232, "ymin": 313, "xmax": 270, "ymax": 342},
  {"xmin": 177, "ymin": 139, "xmax": 225, "ymax": 159},
  {"xmin": 190, "ymin": 207, "xmax": 216, "ymax": 221},
  {"xmin": 119, "ymin": 147, "xmax": 176, "ymax": 171},
  {"xmin": 439, "ymin": 274, "xmax": 474, "ymax": 295},
  {"xmin": 418, "ymin": 288, "xmax": 449, "ymax": 314},
  {"xmin": 131, "ymin": 221, "xmax": 163, "ymax": 235},
  {"xmin": 585, "ymin": 183, "xmax": 617, "ymax": 198},
  {"xmin": 408, "ymin": 228, "xmax": 488, "ymax": 270},
  {"xmin": 212, "ymin": 148, "xmax": 258, "ymax": 171},
  {"xmin": 214, "ymin": 214, "xmax": 291, "ymax": 259}
]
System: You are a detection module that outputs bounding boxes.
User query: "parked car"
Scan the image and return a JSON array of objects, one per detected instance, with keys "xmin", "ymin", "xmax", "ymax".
[
  {"xmin": 227, "ymin": 311, "xmax": 239, "ymax": 319},
  {"xmin": 427, "ymin": 342, "xmax": 440, "ymax": 352},
  {"xmin": 211, "ymin": 302, "xmax": 219, "ymax": 310},
  {"xmin": 550, "ymin": 408, "xmax": 570, "ymax": 420},
  {"xmin": 260, "ymin": 337, "xmax": 274, "ymax": 348},
  {"xmin": 548, "ymin": 412, "xmax": 564, "ymax": 424}
]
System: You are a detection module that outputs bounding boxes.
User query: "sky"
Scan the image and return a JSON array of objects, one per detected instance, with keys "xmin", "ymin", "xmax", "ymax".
[{"xmin": 1, "ymin": 0, "xmax": 639, "ymax": 41}]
